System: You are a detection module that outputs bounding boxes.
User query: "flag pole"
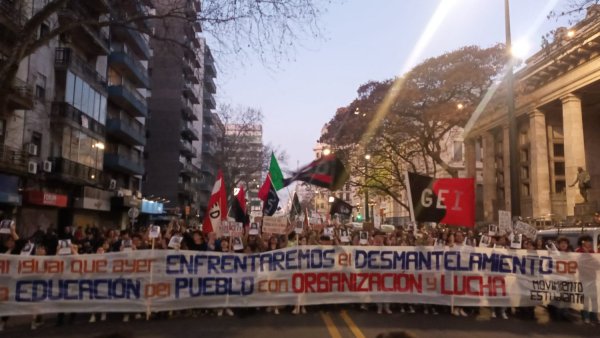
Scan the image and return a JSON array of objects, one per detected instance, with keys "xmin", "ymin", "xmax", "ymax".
[{"xmin": 404, "ymin": 171, "xmax": 417, "ymax": 236}]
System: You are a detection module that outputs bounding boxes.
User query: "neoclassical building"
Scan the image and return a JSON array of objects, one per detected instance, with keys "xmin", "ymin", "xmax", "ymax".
[{"xmin": 465, "ymin": 6, "xmax": 600, "ymax": 222}]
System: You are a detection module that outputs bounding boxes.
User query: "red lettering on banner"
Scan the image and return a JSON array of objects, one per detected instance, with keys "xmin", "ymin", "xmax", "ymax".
[
  {"xmin": 556, "ymin": 261, "xmax": 578, "ymax": 274},
  {"xmin": 258, "ymin": 279, "xmax": 289, "ymax": 293},
  {"xmin": 441, "ymin": 275, "xmax": 506, "ymax": 297},
  {"xmin": 145, "ymin": 283, "xmax": 171, "ymax": 298},
  {"xmin": 290, "ymin": 272, "xmax": 423, "ymax": 294},
  {"xmin": 0, "ymin": 260, "xmax": 9, "ymax": 274},
  {"xmin": 18, "ymin": 259, "xmax": 64, "ymax": 274},
  {"xmin": 70, "ymin": 259, "xmax": 108, "ymax": 274},
  {"xmin": 0, "ymin": 286, "xmax": 8, "ymax": 301},
  {"xmin": 112, "ymin": 259, "xmax": 155, "ymax": 273}
]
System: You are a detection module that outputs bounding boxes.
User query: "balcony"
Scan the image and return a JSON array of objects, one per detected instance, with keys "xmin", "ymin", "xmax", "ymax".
[
  {"xmin": 185, "ymin": 65, "xmax": 201, "ymax": 84},
  {"xmin": 104, "ymin": 152, "xmax": 144, "ymax": 175},
  {"xmin": 54, "ymin": 48, "xmax": 107, "ymax": 93},
  {"xmin": 0, "ymin": 0, "xmax": 26, "ymax": 36},
  {"xmin": 177, "ymin": 182, "xmax": 194, "ymax": 196},
  {"xmin": 204, "ymin": 76, "xmax": 216, "ymax": 94},
  {"xmin": 106, "ymin": 113, "xmax": 146, "ymax": 146},
  {"xmin": 182, "ymin": 82, "xmax": 199, "ymax": 104},
  {"xmin": 7, "ymin": 78, "xmax": 33, "ymax": 111},
  {"xmin": 57, "ymin": 4, "xmax": 110, "ymax": 55},
  {"xmin": 200, "ymin": 162, "xmax": 216, "ymax": 177},
  {"xmin": 180, "ymin": 140, "xmax": 197, "ymax": 158},
  {"xmin": 108, "ymin": 85, "xmax": 148, "ymax": 117},
  {"xmin": 182, "ymin": 58, "xmax": 195, "ymax": 76},
  {"xmin": 204, "ymin": 50, "xmax": 217, "ymax": 78},
  {"xmin": 203, "ymin": 89, "xmax": 216, "ymax": 109},
  {"xmin": 0, "ymin": 144, "xmax": 28, "ymax": 175},
  {"xmin": 51, "ymin": 102, "xmax": 105, "ymax": 137},
  {"xmin": 202, "ymin": 125, "xmax": 216, "ymax": 140},
  {"xmin": 108, "ymin": 51, "xmax": 150, "ymax": 88},
  {"xmin": 197, "ymin": 178, "xmax": 212, "ymax": 192},
  {"xmin": 50, "ymin": 157, "xmax": 105, "ymax": 186},
  {"xmin": 180, "ymin": 161, "xmax": 200, "ymax": 177},
  {"xmin": 202, "ymin": 143, "xmax": 217, "ymax": 156},
  {"xmin": 112, "ymin": 24, "xmax": 151, "ymax": 60},
  {"xmin": 203, "ymin": 110, "xmax": 213, "ymax": 124},
  {"xmin": 181, "ymin": 122, "xmax": 199, "ymax": 141},
  {"xmin": 181, "ymin": 97, "xmax": 198, "ymax": 121}
]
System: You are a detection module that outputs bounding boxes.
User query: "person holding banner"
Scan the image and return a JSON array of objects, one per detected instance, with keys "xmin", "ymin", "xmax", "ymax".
[
  {"xmin": 576, "ymin": 236, "xmax": 599, "ymax": 324},
  {"xmin": 216, "ymin": 239, "xmax": 235, "ymax": 317},
  {"xmin": 292, "ymin": 235, "xmax": 308, "ymax": 315}
]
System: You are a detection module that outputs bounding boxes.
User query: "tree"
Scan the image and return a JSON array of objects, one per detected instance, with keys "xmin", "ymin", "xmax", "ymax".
[
  {"xmin": 321, "ymin": 45, "xmax": 506, "ymax": 209},
  {"xmin": 215, "ymin": 104, "xmax": 287, "ymax": 197},
  {"xmin": 0, "ymin": 0, "xmax": 330, "ymax": 115}
]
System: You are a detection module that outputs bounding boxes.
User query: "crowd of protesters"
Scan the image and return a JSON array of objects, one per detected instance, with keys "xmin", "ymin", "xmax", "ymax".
[{"xmin": 0, "ymin": 214, "xmax": 598, "ymax": 331}]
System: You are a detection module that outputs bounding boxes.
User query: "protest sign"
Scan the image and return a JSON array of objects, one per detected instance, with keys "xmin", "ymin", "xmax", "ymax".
[
  {"xmin": 168, "ymin": 235, "xmax": 182, "ymax": 249},
  {"xmin": 149, "ymin": 226, "xmax": 161, "ymax": 239},
  {"xmin": 510, "ymin": 233, "xmax": 523, "ymax": 249},
  {"xmin": 359, "ymin": 231, "xmax": 368, "ymax": 245},
  {"xmin": 514, "ymin": 221, "xmax": 538, "ymax": 240},
  {"xmin": 249, "ymin": 222, "xmax": 260, "ymax": 235},
  {"xmin": 262, "ymin": 216, "xmax": 288, "ymax": 235},
  {"xmin": 0, "ymin": 219, "xmax": 12, "ymax": 234},
  {"xmin": 20, "ymin": 242, "xmax": 34, "ymax": 256},
  {"xmin": 498, "ymin": 210, "xmax": 512, "ymax": 235},
  {"xmin": 57, "ymin": 239, "xmax": 72, "ymax": 255},
  {"xmin": 232, "ymin": 237, "xmax": 244, "ymax": 251},
  {"xmin": 122, "ymin": 240, "xmax": 133, "ymax": 252},
  {"xmin": 488, "ymin": 224, "xmax": 498, "ymax": 236},
  {"xmin": 479, "ymin": 235, "xmax": 491, "ymax": 248},
  {"xmin": 339, "ymin": 229, "xmax": 350, "ymax": 243}
]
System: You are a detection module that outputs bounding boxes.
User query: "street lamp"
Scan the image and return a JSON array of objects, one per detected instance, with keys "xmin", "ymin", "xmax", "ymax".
[
  {"xmin": 323, "ymin": 148, "xmax": 331, "ymax": 156},
  {"xmin": 364, "ymin": 154, "xmax": 371, "ymax": 222},
  {"xmin": 505, "ymin": 0, "xmax": 520, "ymax": 216}
]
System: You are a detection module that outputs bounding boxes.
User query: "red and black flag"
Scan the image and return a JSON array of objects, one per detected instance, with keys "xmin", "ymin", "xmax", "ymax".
[
  {"xmin": 283, "ymin": 154, "xmax": 349, "ymax": 191},
  {"xmin": 231, "ymin": 185, "xmax": 249, "ymax": 225},
  {"xmin": 406, "ymin": 172, "xmax": 475, "ymax": 227},
  {"xmin": 329, "ymin": 196, "xmax": 353, "ymax": 217},
  {"xmin": 202, "ymin": 170, "xmax": 227, "ymax": 233}
]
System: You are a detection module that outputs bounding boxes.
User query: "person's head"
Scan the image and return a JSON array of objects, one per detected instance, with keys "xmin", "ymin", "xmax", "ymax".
[
  {"xmin": 220, "ymin": 239, "xmax": 230, "ymax": 252},
  {"xmin": 34, "ymin": 244, "xmax": 46, "ymax": 256},
  {"xmin": 578, "ymin": 235, "xmax": 593, "ymax": 252},
  {"xmin": 594, "ymin": 212, "xmax": 600, "ymax": 224},
  {"xmin": 557, "ymin": 237, "xmax": 570, "ymax": 252},
  {"xmin": 454, "ymin": 231, "xmax": 465, "ymax": 244},
  {"xmin": 269, "ymin": 235, "xmax": 279, "ymax": 247},
  {"xmin": 132, "ymin": 234, "xmax": 142, "ymax": 248},
  {"xmin": 3, "ymin": 237, "xmax": 15, "ymax": 250},
  {"xmin": 120, "ymin": 230, "xmax": 130, "ymax": 240},
  {"xmin": 373, "ymin": 235, "xmax": 384, "ymax": 246},
  {"xmin": 299, "ymin": 236, "xmax": 307, "ymax": 246},
  {"xmin": 523, "ymin": 239, "xmax": 535, "ymax": 250},
  {"xmin": 192, "ymin": 231, "xmax": 204, "ymax": 245}
]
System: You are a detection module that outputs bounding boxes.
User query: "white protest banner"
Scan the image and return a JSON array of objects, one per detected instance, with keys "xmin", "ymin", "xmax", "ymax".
[
  {"xmin": 168, "ymin": 235, "xmax": 182, "ymax": 249},
  {"xmin": 218, "ymin": 221, "xmax": 231, "ymax": 237},
  {"xmin": 498, "ymin": 210, "xmax": 512, "ymax": 235},
  {"xmin": 262, "ymin": 216, "xmax": 288, "ymax": 234},
  {"xmin": 513, "ymin": 221, "xmax": 538, "ymax": 240},
  {"xmin": 149, "ymin": 226, "xmax": 161, "ymax": 239},
  {"xmin": 230, "ymin": 222, "xmax": 244, "ymax": 237},
  {"xmin": 0, "ymin": 247, "xmax": 596, "ymax": 316}
]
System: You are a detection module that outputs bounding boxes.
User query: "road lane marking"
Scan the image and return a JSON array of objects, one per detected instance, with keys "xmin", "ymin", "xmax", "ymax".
[
  {"xmin": 320, "ymin": 311, "xmax": 343, "ymax": 338},
  {"xmin": 340, "ymin": 310, "xmax": 366, "ymax": 338}
]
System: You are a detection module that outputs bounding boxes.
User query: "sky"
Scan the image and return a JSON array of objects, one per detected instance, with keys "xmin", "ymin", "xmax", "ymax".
[{"xmin": 211, "ymin": 0, "xmax": 572, "ymax": 173}]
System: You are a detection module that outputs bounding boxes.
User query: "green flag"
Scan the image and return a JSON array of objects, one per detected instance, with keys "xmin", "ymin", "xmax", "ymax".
[{"xmin": 269, "ymin": 153, "xmax": 284, "ymax": 190}]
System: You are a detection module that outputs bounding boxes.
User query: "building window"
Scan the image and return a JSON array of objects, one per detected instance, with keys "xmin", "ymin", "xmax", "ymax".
[
  {"xmin": 554, "ymin": 162, "xmax": 565, "ymax": 176},
  {"xmin": 553, "ymin": 143, "xmax": 564, "ymax": 157},
  {"xmin": 65, "ymin": 71, "xmax": 107, "ymax": 125},
  {"xmin": 31, "ymin": 132, "xmax": 42, "ymax": 155},
  {"xmin": 453, "ymin": 141, "xmax": 463, "ymax": 162},
  {"xmin": 555, "ymin": 180, "xmax": 566, "ymax": 193},
  {"xmin": 39, "ymin": 23, "xmax": 49, "ymax": 39},
  {"xmin": 35, "ymin": 73, "xmax": 46, "ymax": 101}
]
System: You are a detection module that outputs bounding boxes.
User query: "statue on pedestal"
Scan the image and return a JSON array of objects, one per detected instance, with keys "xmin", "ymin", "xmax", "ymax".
[{"xmin": 570, "ymin": 167, "xmax": 591, "ymax": 202}]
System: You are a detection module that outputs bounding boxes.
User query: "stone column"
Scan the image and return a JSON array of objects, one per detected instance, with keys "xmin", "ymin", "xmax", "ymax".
[
  {"xmin": 529, "ymin": 109, "xmax": 552, "ymax": 218},
  {"xmin": 464, "ymin": 139, "xmax": 477, "ymax": 178},
  {"xmin": 561, "ymin": 93, "xmax": 586, "ymax": 216},
  {"xmin": 482, "ymin": 132, "xmax": 496, "ymax": 222},
  {"xmin": 503, "ymin": 126, "xmax": 512, "ymax": 212}
]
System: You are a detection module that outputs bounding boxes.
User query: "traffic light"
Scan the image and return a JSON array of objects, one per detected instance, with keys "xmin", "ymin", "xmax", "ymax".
[{"xmin": 356, "ymin": 213, "xmax": 363, "ymax": 221}]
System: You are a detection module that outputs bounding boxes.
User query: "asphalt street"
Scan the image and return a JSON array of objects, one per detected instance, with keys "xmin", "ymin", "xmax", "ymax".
[{"xmin": 0, "ymin": 307, "xmax": 594, "ymax": 338}]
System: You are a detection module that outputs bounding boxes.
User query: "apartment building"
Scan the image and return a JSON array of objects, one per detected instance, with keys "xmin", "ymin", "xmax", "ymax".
[{"xmin": 145, "ymin": 0, "xmax": 203, "ymax": 220}]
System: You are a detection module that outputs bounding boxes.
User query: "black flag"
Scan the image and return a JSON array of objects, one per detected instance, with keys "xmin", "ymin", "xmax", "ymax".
[
  {"xmin": 262, "ymin": 183, "xmax": 279, "ymax": 216},
  {"xmin": 283, "ymin": 154, "xmax": 349, "ymax": 191},
  {"xmin": 329, "ymin": 197, "xmax": 353, "ymax": 216},
  {"xmin": 289, "ymin": 192, "xmax": 302, "ymax": 220}
]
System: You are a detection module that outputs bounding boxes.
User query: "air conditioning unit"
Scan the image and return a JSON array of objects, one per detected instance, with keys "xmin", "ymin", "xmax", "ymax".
[
  {"xmin": 27, "ymin": 144, "xmax": 38, "ymax": 156},
  {"xmin": 109, "ymin": 179, "xmax": 117, "ymax": 190},
  {"xmin": 28, "ymin": 161, "xmax": 37, "ymax": 174},
  {"xmin": 42, "ymin": 160, "xmax": 52, "ymax": 173}
]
